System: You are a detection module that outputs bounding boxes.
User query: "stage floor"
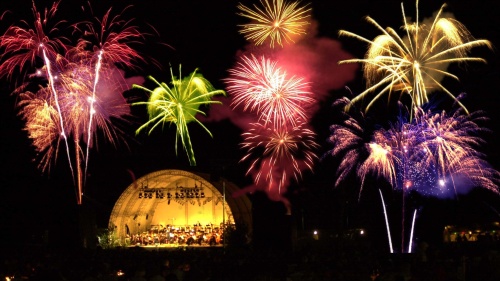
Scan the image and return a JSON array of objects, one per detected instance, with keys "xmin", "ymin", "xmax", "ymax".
[{"xmin": 128, "ymin": 244, "xmax": 223, "ymax": 250}]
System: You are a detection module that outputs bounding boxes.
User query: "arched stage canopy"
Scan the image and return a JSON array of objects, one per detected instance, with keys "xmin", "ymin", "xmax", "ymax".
[{"xmin": 108, "ymin": 169, "xmax": 252, "ymax": 242}]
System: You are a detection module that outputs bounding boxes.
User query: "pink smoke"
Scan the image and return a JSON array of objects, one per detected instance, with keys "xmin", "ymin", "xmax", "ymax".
[
  {"xmin": 231, "ymin": 158, "xmax": 293, "ymax": 213},
  {"xmin": 204, "ymin": 18, "xmax": 358, "ymax": 203},
  {"xmin": 206, "ymin": 18, "xmax": 357, "ymax": 127}
]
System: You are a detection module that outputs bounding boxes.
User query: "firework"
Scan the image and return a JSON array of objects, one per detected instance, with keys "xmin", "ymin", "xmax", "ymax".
[
  {"xmin": 1, "ymin": 2, "xmax": 146, "ymax": 204},
  {"xmin": 328, "ymin": 100, "xmax": 499, "ymax": 198},
  {"xmin": 133, "ymin": 66, "xmax": 225, "ymax": 166},
  {"xmin": 74, "ymin": 5, "xmax": 146, "ymax": 186},
  {"xmin": 0, "ymin": 0, "xmax": 77, "ymax": 197},
  {"xmin": 0, "ymin": 1, "xmax": 67, "ymax": 80},
  {"xmin": 17, "ymin": 62, "xmax": 134, "ymax": 203},
  {"xmin": 338, "ymin": 0, "xmax": 491, "ymax": 114},
  {"xmin": 237, "ymin": 0, "xmax": 311, "ymax": 48},
  {"xmin": 17, "ymin": 91, "xmax": 61, "ymax": 174},
  {"xmin": 392, "ymin": 107, "xmax": 497, "ymax": 197},
  {"xmin": 75, "ymin": 5, "xmax": 146, "ymax": 71},
  {"xmin": 226, "ymin": 54, "xmax": 314, "ymax": 128},
  {"xmin": 326, "ymin": 97, "xmax": 369, "ymax": 189},
  {"xmin": 329, "ymin": 99, "xmax": 499, "ymax": 252},
  {"xmin": 240, "ymin": 119, "xmax": 318, "ymax": 195},
  {"xmin": 53, "ymin": 64, "xmax": 132, "ymax": 145}
]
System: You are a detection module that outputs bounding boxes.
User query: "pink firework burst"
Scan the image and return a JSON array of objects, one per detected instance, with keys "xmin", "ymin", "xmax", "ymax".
[
  {"xmin": 17, "ymin": 60, "xmax": 134, "ymax": 203},
  {"xmin": 0, "ymin": 0, "xmax": 68, "ymax": 81},
  {"xmin": 1, "ymin": 1, "xmax": 147, "ymax": 205},
  {"xmin": 72, "ymin": 4, "xmax": 148, "ymax": 191},
  {"xmin": 241, "ymin": 119, "xmax": 318, "ymax": 195},
  {"xmin": 74, "ymin": 4, "xmax": 146, "ymax": 70},
  {"xmin": 226, "ymin": 54, "xmax": 314, "ymax": 128},
  {"xmin": 0, "ymin": 1, "xmax": 76, "ymax": 197}
]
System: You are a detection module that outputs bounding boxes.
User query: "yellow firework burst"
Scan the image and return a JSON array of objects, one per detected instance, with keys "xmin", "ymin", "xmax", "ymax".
[
  {"xmin": 339, "ymin": 0, "xmax": 491, "ymax": 114},
  {"xmin": 237, "ymin": 0, "xmax": 311, "ymax": 48}
]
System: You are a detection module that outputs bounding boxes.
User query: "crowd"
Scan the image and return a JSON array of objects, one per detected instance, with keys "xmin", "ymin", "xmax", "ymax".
[{"xmin": 1, "ymin": 236, "xmax": 500, "ymax": 280}]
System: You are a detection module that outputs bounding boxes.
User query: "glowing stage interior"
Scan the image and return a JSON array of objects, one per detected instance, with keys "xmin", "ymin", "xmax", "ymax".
[{"xmin": 108, "ymin": 169, "xmax": 252, "ymax": 246}]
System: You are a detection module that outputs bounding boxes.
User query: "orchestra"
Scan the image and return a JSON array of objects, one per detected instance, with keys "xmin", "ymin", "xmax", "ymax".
[{"xmin": 125, "ymin": 223, "xmax": 227, "ymax": 247}]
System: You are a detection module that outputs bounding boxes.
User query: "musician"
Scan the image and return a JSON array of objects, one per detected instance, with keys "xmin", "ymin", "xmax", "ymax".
[
  {"xmin": 209, "ymin": 234, "xmax": 216, "ymax": 246},
  {"xmin": 186, "ymin": 235, "xmax": 195, "ymax": 246},
  {"xmin": 197, "ymin": 234, "xmax": 204, "ymax": 245}
]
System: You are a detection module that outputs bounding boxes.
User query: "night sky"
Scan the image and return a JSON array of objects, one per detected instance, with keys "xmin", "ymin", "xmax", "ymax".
[{"xmin": 1, "ymin": 0, "xmax": 499, "ymax": 251}]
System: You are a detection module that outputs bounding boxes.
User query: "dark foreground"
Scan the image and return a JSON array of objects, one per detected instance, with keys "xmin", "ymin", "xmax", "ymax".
[{"xmin": 1, "ymin": 239, "xmax": 500, "ymax": 281}]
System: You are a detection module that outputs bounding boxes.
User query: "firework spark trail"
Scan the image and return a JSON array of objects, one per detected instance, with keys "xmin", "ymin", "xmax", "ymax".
[
  {"xmin": 379, "ymin": 189, "xmax": 394, "ymax": 253},
  {"xmin": 84, "ymin": 50, "xmax": 103, "ymax": 187},
  {"xmin": 224, "ymin": 54, "xmax": 317, "ymax": 199},
  {"xmin": 226, "ymin": 54, "xmax": 314, "ymax": 128},
  {"xmin": 17, "ymin": 62, "xmax": 134, "ymax": 185},
  {"xmin": 368, "ymin": 107, "xmax": 498, "ymax": 252},
  {"xmin": 19, "ymin": 63, "xmax": 134, "ymax": 159},
  {"xmin": 237, "ymin": 0, "xmax": 311, "ymax": 48},
  {"xmin": 328, "ymin": 98, "xmax": 499, "ymax": 252},
  {"xmin": 67, "ymin": 60, "xmax": 136, "ymax": 204},
  {"xmin": 42, "ymin": 46, "xmax": 77, "ymax": 189},
  {"xmin": 1, "ymin": 2, "xmax": 149, "ymax": 204},
  {"xmin": 253, "ymin": 158, "xmax": 290, "ymax": 196},
  {"xmin": 80, "ymin": 5, "xmax": 146, "ymax": 188},
  {"xmin": 133, "ymin": 66, "xmax": 225, "ymax": 166},
  {"xmin": 0, "ymin": 1, "xmax": 78, "ymax": 187},
  {"xmin": 338, "ymin": 0, "xmax": 491, "ymax": 114},
  {"xmin": 13, "ymin": 52, "xmax": 136, "ymax": 204},
  {"xmin": 408, "ymin": 209, "xmax": 417, "ymax": 253},
  {"xmin": 328, "ymin": 0, "xmax": 496, "ymax": 254},
  {"xmin": 5, "ymin": 1, "xmax": 144, "ymax": 204}
]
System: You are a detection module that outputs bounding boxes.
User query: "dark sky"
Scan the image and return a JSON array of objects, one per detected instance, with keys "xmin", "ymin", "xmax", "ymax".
[{"xmin": 1, "ymin": 0, "xmax": 500, "ymax": 249}]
